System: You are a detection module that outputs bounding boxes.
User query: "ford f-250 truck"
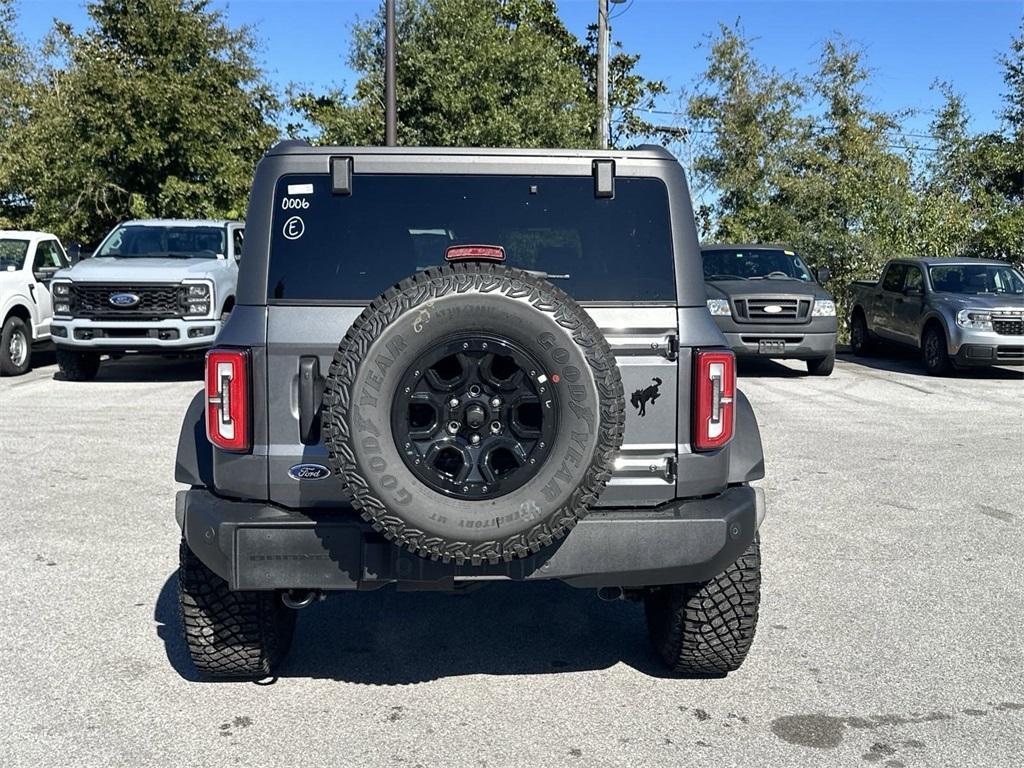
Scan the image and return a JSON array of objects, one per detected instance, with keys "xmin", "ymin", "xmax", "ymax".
[
  {"xmin": 50, "ymin": 219, "xmax": 244, "ymax": 380},
  {"xmin": 849, "ymin": 258, "xmax": 1024, "ymax": 375}
]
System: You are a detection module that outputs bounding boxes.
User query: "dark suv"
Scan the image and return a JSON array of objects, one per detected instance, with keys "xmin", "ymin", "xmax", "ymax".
[{"xmin": 174, "ymin": 144, "xmax": 767, "ymax": 678}]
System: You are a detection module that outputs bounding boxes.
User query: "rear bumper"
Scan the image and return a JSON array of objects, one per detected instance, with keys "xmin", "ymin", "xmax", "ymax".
[
  {"xmin": 722, "ymin": 330, "xmax": 836, "ymax": 359},
  {"xmin": 177, "ymin": 485, "xmax": 765, "ymax": 590}
]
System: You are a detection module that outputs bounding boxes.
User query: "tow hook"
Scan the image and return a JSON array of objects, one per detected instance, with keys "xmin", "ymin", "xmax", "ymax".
[{"xmin": 281, "ymin": 590, "xmax": 325, "ymax": 609}]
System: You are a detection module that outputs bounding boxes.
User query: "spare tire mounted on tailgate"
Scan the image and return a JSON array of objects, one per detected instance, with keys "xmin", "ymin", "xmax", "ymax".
[{"xmin": 323, "ymin": 263, "xmax": 625, "ymax": 565}]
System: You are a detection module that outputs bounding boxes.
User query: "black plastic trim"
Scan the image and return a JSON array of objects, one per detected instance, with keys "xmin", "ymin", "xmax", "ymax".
[{"xmin": 178, "ymin": 485, "xmax": 758, "ymax": 590}]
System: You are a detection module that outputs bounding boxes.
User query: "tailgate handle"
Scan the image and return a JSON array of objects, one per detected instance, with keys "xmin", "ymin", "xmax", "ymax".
[{"xmin": 298, "ymin": 356, "xmax": 325, "ymax": 445}]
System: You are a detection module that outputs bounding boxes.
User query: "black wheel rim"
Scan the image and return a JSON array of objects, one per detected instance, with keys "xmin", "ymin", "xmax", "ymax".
[{"xmin": 391, "ymin": 333, "xmax": 559, "ymax": 500}]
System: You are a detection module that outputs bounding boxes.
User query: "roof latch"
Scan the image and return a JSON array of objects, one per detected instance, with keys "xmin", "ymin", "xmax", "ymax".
[
  {"xmin": 593, "ymin": 159, "xmax": 615, "ymax": 198},
  {"xmin": 331, "ymin": 156, "xmax": 353, "ymax": 195}
]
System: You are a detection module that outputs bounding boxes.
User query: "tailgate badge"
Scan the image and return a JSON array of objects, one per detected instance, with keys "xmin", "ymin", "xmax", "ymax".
[{"xmin": 288, "ymin": 463, "xmax": 331, "ymax": 481}]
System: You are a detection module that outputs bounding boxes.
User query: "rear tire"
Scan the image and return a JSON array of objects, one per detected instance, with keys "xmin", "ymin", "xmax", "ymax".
[
  {"xmin": 56, "ymin": 348, "xmax": 101, "ymax": 381},
  {"xmin": 849, "ymin": 312, "xmax": 874, "ymax": 356},
  {"xmin": 644, "ymin": 535, "xmax": 761, "ymax": 676},
  {"xmin": 1, "ymin": 316, "xmax": 32, "ymax": 376},
  {"xmin": 806, "ymin": 353, "xmax": 835, "ymax": 376},
  {"xmin": 178, "ymin": 539, "xmax": 296, "ymax": 678},
  {"xmin": 922, "ymin": 325, "xmax": 953, "ymax": 376}
]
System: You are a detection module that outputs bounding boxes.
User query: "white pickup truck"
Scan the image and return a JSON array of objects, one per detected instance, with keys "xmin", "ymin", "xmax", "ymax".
[
  {"xmin": 50, "ymin": 219, "xmax": 244, "ymax": 381},
  {"xmin": 1, "ymin": 230, "xmax": 69, "ymax": 375}
]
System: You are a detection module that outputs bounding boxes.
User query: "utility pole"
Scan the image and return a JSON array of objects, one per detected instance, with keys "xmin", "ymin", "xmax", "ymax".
[
  {"xmin": 597, "ymin": 0, "xmax": 609, "ymax": 149},
  {"xmin": 385, "ymin": 0, "xmax": 397, "ymax": 146}
]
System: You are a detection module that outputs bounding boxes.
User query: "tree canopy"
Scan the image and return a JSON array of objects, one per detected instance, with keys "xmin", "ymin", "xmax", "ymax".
[
  {"xmin": 287, "ymin": 0, "xmax": 667, "ymax": 149},
  {"xmin": 1, "ymin": 0, "xmax": 278, "ymax": 240}
]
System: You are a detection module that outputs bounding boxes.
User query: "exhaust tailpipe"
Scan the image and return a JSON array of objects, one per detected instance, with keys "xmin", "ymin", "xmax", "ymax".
[
  {"xmin": 597, "ymin": 586, "xmax": 624, "ymax": 602},
  {"xmin": 281, "ymin": 590, "xmax": 323, "ymax": 609}
]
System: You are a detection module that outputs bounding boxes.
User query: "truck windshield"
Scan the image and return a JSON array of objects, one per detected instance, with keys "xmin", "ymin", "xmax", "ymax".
[
  {"xmin": 267, "ymin": 174, "xmax": 675, "ymax": 302},
  {"xmin": 929, "ymin": 264, "xmax": 1024, "ymax": 295},
  {"xmin": 0, "ymin": 238, "xmax": 30, "ymax": 270},
  {"xmin": 95, "ymin": 225, "xmax": 225, "ymax": 259},
  {"xmin": 701, "ymin": 248, "xmax": 813, "ymax": 281}
]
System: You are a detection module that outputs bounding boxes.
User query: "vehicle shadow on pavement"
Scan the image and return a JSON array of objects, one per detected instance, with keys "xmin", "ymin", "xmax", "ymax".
[
  {"xmin": 736, "ymin": 358, "xmax": 807, "ymax": 379},
  {"xmin": 54, "ymin": 356, "xmax": 204, "ymax": 383},
  {"xmin": 837, "ymin": 348, "xmax": 1023, "ymax": 380},
  {"xmin": 154, "ymin": 573, "xmax": 676, "ymax": 684}
]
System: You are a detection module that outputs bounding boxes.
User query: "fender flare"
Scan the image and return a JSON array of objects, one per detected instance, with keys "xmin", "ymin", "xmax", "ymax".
[
  {"xmin": 727, "ymin": 389, "xmax": 764, "ymax": 484},
  {"xmin": 175, "ymin": 390, "xmax": 213, "ymax": 488}
]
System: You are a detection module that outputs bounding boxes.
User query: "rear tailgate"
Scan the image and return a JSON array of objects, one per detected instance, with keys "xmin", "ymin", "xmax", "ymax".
[{"xmin": 265, "ymin": 304, "xmax": 679, "ymax": 508}]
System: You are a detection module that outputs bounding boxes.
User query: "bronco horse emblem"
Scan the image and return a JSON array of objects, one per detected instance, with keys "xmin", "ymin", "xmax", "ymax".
[{"xmin": 630, "ymin": 377, "xmax": 662, "ymax": 417}]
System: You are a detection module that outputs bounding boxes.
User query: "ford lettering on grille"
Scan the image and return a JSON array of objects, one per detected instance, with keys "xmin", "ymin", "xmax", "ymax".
[{"xmin": 108, "ymin": 292, "xmax": 140, "ymax": 308}]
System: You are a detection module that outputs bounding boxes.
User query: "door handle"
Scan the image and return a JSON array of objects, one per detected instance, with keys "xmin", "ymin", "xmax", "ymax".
[{"xmin": 298, "ymin": 356, "xmax": 324, "ymax": 445}]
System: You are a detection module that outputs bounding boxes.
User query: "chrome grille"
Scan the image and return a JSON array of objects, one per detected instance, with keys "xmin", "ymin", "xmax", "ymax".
[
  {"xmin": 734, "ymin": 297, "xmax": 811, "ymax": 324},
  {"xmin": 71, "ymin": 284, "xmax": 182, "ymax": 319}
]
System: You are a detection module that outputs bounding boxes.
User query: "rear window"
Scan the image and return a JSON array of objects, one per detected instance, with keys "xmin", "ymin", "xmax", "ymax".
[{"xmin": 267, "ymin": 174, "xmax": 675, "ymax": 302}]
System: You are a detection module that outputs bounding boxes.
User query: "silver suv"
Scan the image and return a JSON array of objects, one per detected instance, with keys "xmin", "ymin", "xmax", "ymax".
[{"xmin": 51, "ymin": 219, "xmax": 243, "ymax": 380}]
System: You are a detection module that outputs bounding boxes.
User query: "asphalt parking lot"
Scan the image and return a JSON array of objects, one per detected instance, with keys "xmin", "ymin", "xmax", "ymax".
[{"xmin": 1, "ymin": 348, "xmax": 1021, "ymax": 768}]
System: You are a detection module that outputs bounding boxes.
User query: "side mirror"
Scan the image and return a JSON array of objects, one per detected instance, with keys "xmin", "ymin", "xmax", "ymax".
[
  {"xmin": 815, "ymin": 267, "xmax": 831, "ymax": 284},
  {"xmin": 34, "ymin": 267, "xmax": 57, "ymax": 283}
]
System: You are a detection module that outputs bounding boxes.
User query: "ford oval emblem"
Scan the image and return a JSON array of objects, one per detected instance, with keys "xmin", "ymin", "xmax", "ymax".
[
  {"xmin": 109, "ymin": 292, "xmax": 140, "ymax": 307},
  {"xmin": 763, "ymin": 305, "xmax": 783, "ymax": 314},
  {"xmin": 288, "ymin": 463, "xmax": 331, "ymax": 481}
]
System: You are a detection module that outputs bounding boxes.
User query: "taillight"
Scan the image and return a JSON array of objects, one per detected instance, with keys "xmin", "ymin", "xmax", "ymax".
[
  {"xmin": 693, "ymin": 349, "xmax": 736, "ymax": 451},
  {"xmin": 206, "ymin": 348, "xmax": 251, "ymax": 452}
]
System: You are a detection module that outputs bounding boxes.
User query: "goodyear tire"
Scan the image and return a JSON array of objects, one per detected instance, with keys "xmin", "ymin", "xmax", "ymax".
[{"xmin": 323, "ymin": 263, "xmax": 625, "ymax": 565}]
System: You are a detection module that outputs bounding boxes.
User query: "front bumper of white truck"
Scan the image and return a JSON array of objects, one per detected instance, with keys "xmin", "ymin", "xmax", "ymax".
[{"xmin": 50, "ymin": 316, "xmax": 222, "ymax": 351}]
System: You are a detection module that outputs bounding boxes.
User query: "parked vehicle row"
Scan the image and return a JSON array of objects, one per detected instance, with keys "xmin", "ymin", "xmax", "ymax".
[{"xmin": 849, "ymin": 258, "xmax": 1024, "ymax": 375}]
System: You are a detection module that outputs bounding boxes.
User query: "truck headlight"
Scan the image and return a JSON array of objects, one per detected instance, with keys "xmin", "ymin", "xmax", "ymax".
[
  {"xmin": 52, "ymin": 281, "xmax": 71, "ymax": 297},
  {"xmin": 180, "ymin": 281, "xmax": 213, "ymax": 316},
  {"xmin": 957, "ymin": 309, "xmax": 992, "ymax": 330},
  {"xmin": 55, "ymin": 302, "xmax": 71, "ymax": 315},
  {"xmin": 811, "ymin": 299, "xmax": 836, "ymax": 317},
  {"xmin": 706, "ymin": 299, "xmax": 732, "ymax": 317}
]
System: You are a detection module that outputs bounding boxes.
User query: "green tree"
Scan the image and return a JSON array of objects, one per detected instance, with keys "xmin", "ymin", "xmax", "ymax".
[
  {"xmin": 0, "ymin": 0, "xmax": 34, "ymax": 226},
  {"xmin": 12, "ymin": 0, "xmax": 279, "ymax": 241},
  {"xmin": 683, "ymin": 23, "xmax": 805, "ymax": 241},
  {"xmin": 288, "ymin": 0, "xmax": 667, "ymax": 149},
  {"xmin": 791, "ymin": 38, "xmax": 915, "ymax": 296}
]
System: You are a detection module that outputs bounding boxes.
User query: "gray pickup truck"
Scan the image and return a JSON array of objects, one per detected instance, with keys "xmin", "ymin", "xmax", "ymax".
[
  {"xmin": 702, "ymin": 244, "xmax": 837, "ymax": 375},
  {"xmin": 174, "ymin": 143, "xmax": 768, "ymax": 679},
  {"xmin": 849, "ymin": 258, "xmax": 1024, "ymax": 375}
]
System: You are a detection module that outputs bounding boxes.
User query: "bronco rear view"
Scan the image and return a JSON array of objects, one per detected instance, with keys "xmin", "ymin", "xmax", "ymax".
[{"xmin": 174, "ymin": 143, "xmax": 767, "ymax": 678}]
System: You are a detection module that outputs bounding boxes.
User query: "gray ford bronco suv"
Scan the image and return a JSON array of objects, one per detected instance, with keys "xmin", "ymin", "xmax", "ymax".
[{"xmin": 174, "ymin": 143, "xmax": 767, "ymax": 678}]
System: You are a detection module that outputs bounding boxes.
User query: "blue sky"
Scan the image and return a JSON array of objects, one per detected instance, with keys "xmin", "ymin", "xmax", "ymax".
[{"xmin": 12, "ymin": 0, "xmax": 1023, "ymax": 141}]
